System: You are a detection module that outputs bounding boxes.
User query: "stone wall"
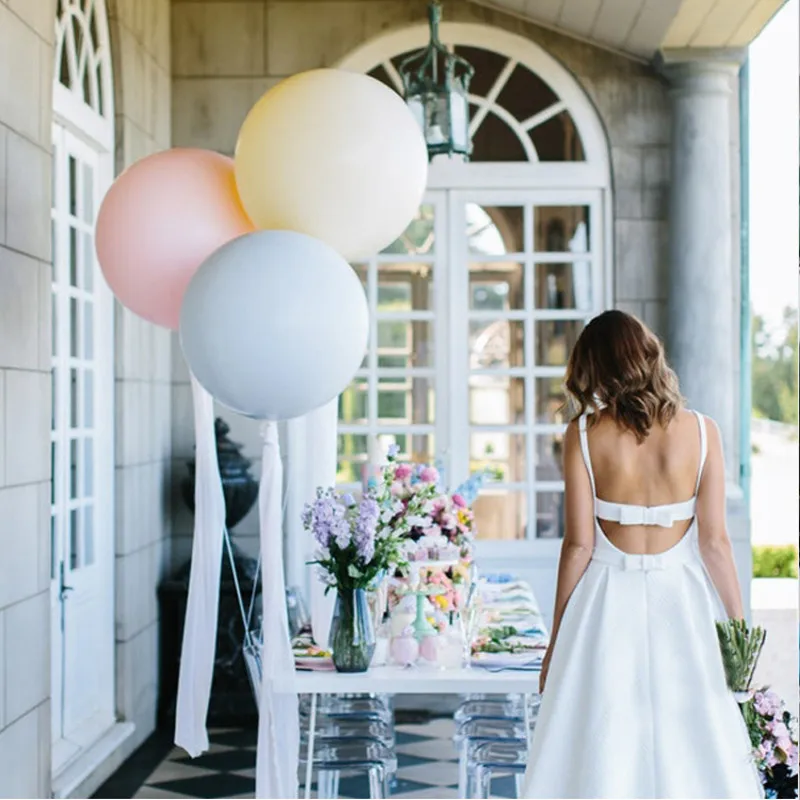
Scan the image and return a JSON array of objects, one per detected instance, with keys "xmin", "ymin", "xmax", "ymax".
[
  {"xmin": 0, "ymin": 1, "xmax": 172, "ymax": 797},
  {"xmin": 0, "ymin": 0, "xmax": 56, "ymax": 793}
]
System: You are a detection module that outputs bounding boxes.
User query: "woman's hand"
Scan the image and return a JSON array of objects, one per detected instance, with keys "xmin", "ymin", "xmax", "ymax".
[{"xmin": 539, "ymin": 645, "xmax": 553, "ymax": 694}]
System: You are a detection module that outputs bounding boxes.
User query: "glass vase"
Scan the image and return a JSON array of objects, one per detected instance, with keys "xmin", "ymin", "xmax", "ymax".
[{"xmin": 329, "ymin": 588, "xmax": 376, "ymax": 673}]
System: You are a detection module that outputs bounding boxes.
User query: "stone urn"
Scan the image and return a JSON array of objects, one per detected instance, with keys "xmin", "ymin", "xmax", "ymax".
[{"xmin": 181, "ymin": 417, "xmax": 259, "ymax": 532}]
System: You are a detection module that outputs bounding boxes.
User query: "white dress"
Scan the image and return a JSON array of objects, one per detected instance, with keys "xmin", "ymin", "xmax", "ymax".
[{"xmin": 522, "ymin": 411, "xmax": 763, "ymax": 799}]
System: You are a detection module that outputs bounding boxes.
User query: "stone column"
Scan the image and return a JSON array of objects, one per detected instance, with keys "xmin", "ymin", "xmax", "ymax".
[
  {"xmin": 661, "ymin": 50, "xmax": 752, "ymax": 619},
  {"xmin": 662, "ymin": 51, "xmax": 743, "ymax": 476}
]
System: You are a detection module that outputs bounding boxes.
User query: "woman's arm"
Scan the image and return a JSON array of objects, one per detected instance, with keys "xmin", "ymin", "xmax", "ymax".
[
  {"xmin": 550, "ymin": 421, "xmax": 596, "ymax": 646},
  {"xmin": 695, "ymin": 416, "xmax": 745, "ymax": 620}
]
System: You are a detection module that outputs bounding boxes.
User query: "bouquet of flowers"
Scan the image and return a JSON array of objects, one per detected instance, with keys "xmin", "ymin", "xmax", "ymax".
[
  {"xmin": 715, "ymin": 618, "xmax": 766, "ymax": 700},
  {"xmin": 374, "ymin": 445, "xmax": 480, "ymax": 561},
  {"xmin": 304, "ymin": 488, "xmax": 408, "ymax": 591},
  {"xmin": 741, "ymin": 689, "xmax": 799, "ymax": 798}
]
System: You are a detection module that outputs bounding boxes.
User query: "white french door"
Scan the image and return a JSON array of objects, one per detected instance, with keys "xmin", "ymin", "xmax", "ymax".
[
  {"xmin": 50, "ymin": 123, "xmax": 115, "ymax": 768},
  {"xmin": 338, "ymin": 188, "xmax": 604, "ymax": 579}
]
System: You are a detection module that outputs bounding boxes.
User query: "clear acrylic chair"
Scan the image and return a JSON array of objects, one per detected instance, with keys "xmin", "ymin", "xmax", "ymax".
[
  {"xmin": 454, "ymin": 717, "xmax": 527, "ymax": 797},
  {"xmin": 469, "ymin": 739, "xmax": 529, "ymax": 799},
  {"xmin": 298, "ymin": 738, "xmax": 395, "ymax": 799}
]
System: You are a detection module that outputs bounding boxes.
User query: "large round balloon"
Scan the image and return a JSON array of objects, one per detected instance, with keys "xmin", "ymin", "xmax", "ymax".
[
  {"xmin": 180, "ymin": 231, "xmax": 369, "ymax": 420},
  {"xmin": 234, "ymin": 69, "xmax": 428, "ymax": 261},
  {"xmin": 95, "ymin": 148, "xmax": 254, "ymax": 330}
]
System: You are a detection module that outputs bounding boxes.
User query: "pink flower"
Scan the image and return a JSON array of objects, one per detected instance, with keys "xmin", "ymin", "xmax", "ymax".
[
  {"xmin": 777, "ymin": 736, "xmax": 793, "ymax": 755},
  {"xmin": 770, "ymin": 721, "xmax": 790, "ymax": 740},
  {"xmin": 452, "ymin": 493, "xmax": 467, "ymax": 507},
  {"xmin": 394, "ymin": 464, "xmax": 412, "ymax": 480},
  {"xmin": 390, "ymin": 481, "xmax": 404, "ymax": 496},
  {"xmin": 419, "ymin": 466, "xmax": 439, "ymax": 483}
]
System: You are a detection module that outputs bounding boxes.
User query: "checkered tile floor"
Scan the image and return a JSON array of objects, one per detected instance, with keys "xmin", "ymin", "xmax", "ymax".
[{"xmin": 94, "ymin": 716, "xmax": 519, "ymax": 799}]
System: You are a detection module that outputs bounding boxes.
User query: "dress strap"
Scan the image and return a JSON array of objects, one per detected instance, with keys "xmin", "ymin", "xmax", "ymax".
[
  {"xmin": 577, "ymin": 414, "xmax": 597, "ymax": 497},
  {"xmin": 692, "ymin": 410, "xmax": 708, "ymax": 494}
]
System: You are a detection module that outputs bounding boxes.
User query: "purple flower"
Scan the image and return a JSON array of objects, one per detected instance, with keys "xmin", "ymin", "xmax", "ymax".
[
  {"xmin": 302, "ymin": 490, "xmax": 350, "ymax": 550},
  {"xmin": 354, "ymin": 495, "xmax": 379, "ymax": 563},
  {"xmin": 342, "ymin": 493, "xmax": 356, "ymax": 507},
  {"xmin": 387, "ymin": 443, "xmax": 400, "ymax": 458}
]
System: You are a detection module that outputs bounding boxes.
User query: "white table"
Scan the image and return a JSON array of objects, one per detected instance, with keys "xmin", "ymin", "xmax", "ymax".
[{"xmin": 292, "ymin": 664, "xmax": 541, "ymax": 799}]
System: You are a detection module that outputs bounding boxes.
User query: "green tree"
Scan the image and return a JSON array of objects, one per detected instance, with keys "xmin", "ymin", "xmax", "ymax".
[{"xmin": 751, "ymin": 307, "xmax": 798, "ymax": 424}]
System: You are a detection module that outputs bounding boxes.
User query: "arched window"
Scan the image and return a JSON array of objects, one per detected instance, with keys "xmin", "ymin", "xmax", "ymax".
[
  {"xmin": 50, "ymin": 0, "xmax": 116, "ymax": 764},
  {"xmin": 370, "ymin": 45, "xmax": 585, "ymax": 163},
  {"xmin": 335, "ymin": 25, "xmax": 611, "ymax": 562}
]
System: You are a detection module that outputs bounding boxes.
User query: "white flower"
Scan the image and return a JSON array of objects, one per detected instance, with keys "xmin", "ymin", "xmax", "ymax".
[{"xmin": 407, "ymin": 514, "xmax": 429, "ymax": 527}]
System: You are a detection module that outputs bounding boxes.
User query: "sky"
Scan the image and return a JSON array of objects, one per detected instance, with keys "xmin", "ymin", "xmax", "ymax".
[{"xmin": 748, "ymin": 0, "xmax": 799, "ymax": 330}]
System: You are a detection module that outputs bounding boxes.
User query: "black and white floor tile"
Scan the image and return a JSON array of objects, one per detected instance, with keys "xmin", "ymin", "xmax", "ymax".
[{"xmin": 94, "ymin": 716, "xmax": 518, "ymax": 799}]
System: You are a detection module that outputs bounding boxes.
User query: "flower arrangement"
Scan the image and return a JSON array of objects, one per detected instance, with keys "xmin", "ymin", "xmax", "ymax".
[
  {"xmin": 375, "ymin": 445, "xmax": 479, "ymax": 561},
  {"xmin": 304, "ymin": 488, "xmax": 407, "ymax": 591},
  {"xmin": 741, "ymin": 689, "xmax": 799, "ymax": 797}
]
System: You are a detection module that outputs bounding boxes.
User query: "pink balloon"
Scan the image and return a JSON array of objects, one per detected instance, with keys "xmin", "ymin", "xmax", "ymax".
[{"xmin": 95, "ymin": 148, "xmax": 254, "ymax": 329}]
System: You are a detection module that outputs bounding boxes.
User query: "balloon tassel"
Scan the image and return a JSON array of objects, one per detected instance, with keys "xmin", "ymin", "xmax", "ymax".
[{"xmin": 174, "ymin": 375, "xmax": 226, "ymax": 757}]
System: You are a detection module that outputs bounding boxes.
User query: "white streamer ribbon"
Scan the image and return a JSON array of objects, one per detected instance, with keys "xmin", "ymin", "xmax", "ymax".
[
  {"xmin": 255, "ymin": 421, "xmax": 299, "ymax": 799},
  {"xmin": 174, "ymin": 375, "xmax": 226, "ymax": 757}
]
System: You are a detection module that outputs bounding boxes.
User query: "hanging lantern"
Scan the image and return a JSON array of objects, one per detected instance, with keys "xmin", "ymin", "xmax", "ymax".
[{"xmin": 399, "ymin": 1, "xmax": 475, "ymax": 161}]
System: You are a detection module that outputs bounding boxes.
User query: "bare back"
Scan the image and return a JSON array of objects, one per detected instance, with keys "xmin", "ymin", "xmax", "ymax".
[{"xmin": 585, "ymin": 408, "xmax": 703, "ymax": 555}]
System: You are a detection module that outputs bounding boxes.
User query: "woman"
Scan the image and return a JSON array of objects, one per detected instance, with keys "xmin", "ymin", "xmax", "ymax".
[{"xmin": 522, "ymin": 310, "xmax": 763, "ymax": 799}]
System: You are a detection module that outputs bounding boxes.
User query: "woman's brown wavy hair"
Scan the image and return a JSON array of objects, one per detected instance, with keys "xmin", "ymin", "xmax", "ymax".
[{"xmin": 565, "ymin": 310, "xmax": 683, "ymax": 441}]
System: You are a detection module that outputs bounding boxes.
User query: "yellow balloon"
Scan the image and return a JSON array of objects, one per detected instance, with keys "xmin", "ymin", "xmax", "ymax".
[{"xmin": 234, "ymin": 69, "xmax": 428, "ymax": 261}]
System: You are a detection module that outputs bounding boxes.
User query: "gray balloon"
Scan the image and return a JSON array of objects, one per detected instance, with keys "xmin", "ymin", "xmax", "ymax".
[{"xmin": 180, "ymin": 230, "xmax": 369, "ymax": 420}]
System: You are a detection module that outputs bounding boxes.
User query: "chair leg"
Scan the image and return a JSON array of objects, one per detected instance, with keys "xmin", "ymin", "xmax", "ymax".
[
  {"xmin": 367, "ymin": 765, "xmax": 384, "ymax": 799},
  {"xmin": 458, "ymin": 742, "xmax": 468, "ymax": 797},
  {"xmin": 515, "ymin": 771, "xmax": 524, "ymax": 798},
  {"xmin": 317, "ymin": 769, "xmax": 335, "ymax": 799}
]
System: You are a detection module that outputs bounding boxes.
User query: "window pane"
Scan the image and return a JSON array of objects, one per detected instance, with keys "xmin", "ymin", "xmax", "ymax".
[
  {"xmin": 337, "ymin": 434, "xmax": 368, "ymax": 484},
  {"xmin": 534, "ymin": 206, "xmax": 589, "ymax": 252},
  {"xmin": 470, "ymin": 433, "xmax": 526, "ymax": 482},
  {"xmin": 535, "ymin": 491, "xmax": 564, "ymax": 538},
  {"xmin": 377, "ymin": 376, "xmax": 434, "ymax": 425},
  {"xmin": 377, "ymin": 320, "xmax": 433, "ymax": 368},
  {"xmin": 82, "ymin": 230, "xmax": 93, "ymax": 291},
  {"xmin": 467, "ymin": 204, "xmax": 523, "ymax": 255},
  {"xmin": 338, "ymin": 378, "xmax": 368, "ymax": 424},
  {"xmin": 83, "ymin": 505, "xmax": 94, "ymax": 566},
  {"xmin": 69, "ymin": 297, "xmax": 78, "ymax": 356},
  {"xmin": 535, "ymin": 434, "xmax": 565, "ymax": 481},
  {"xmin": 381, "ymin": 204, "xmax": 435, "ymax": 256},
  {"xmin": 377, "ymin": 266, "xmax": 432, "ymax": 312},
  {"xmin": 68, "ymin": 155, "xmax": 77, "ymax": 216},
  {"xmin": 50, "ymin": 441, "xmax": 57, "ymax": 503},
  {"xmin": 535, "ymin": 262, "xmax": 593, "ymax": 310},
  {"xmin": 83, "ymin": 301, "xmax": 94, "ymax": 359},
  {"xmin": 470, "ymin": 262, "xmax": 524, "ymax": 311},
  {"xmin": 381, "ymin": 433, "xmax": 434, "ymax": 463},
  {"xmin": 50, "ymin": 514, "xmax": 57, "ymax": 579},
  {"xmin": 69, "ymin": 508, "xmax": 79, "ymax": 568},
  {"xmin": 470, "ymin": 320, "xmax": 525, "ymax": 368},
  {"xmin": 70, "ymin": 368, "xmax": 78, "ymax": 427},
  {"xmin": 469, "ymin": 375, "xmax": 525, "ymax": 425},
  {"xmin": 69, "ymin": 438, "xmax": 79, "ymax": 499},
  {"xmin": 83, "ymin": 368, "xmax": 94, "ymax": 428},
  {"xmin": 529, "ymin": 111, "xmax": 585, "ymax": 162},
  {"xmin": 535, "ymin": 320, "xmax": 582, "ymax": 366},
  {"xmin": 69, "ymin": 228, "xmax": 78, "ymax": 286},
  {"xmin": 83, "ymin": 437, "xmax": 93, "ymax": 497},
  {"xmin": 474, "ymin": 490, "xmax": 527, "ymax": 540},
  {"xmin": 51, "ymin": 294, "xmax": 58, "ymax": 355},
  {"xmin": 534, "ymin": 377, "xmax": 567, "ymax": 423},
  {"xmin": 82, "ymin": 162, "xmax": 94, "ymax": 223}
]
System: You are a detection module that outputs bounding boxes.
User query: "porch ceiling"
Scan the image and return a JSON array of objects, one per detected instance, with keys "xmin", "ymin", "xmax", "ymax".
[{"xmin": 469, "ymin": 0, "xmax": 786, "ymax": 60}]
